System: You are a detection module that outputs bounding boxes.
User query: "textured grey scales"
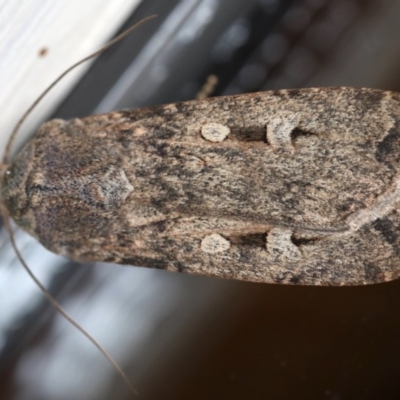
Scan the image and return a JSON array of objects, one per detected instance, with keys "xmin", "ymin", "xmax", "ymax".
[{"xmin": 3, "ymin": 87, "xmax": 400, "ymax": 286}]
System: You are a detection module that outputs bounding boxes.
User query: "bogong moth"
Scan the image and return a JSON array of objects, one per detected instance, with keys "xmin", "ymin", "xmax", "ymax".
[
  {"xmin": 3, "ymin": 87, "xmax": 400, "ymax": 286},
  {"xmin": 2, "ymin": 16, "xmax": 400, "ymax": 396}
]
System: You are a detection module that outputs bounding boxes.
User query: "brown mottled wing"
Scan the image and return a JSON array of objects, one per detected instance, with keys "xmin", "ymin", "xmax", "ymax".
[{"xmin": 3, "ymin": 87, "xmax": 400, "ymax": 285}]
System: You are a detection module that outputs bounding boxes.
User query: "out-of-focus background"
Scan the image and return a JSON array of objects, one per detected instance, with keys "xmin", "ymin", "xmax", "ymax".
[{"xmin": 1, "ymin": 0, "xmax": 400, "ymax": 399}]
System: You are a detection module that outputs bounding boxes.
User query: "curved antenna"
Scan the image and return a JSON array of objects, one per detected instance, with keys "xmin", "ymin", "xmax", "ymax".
[
  {"xmin": 0, "ymin": 15, "xmax": 157, "ymax": 396},
  {"xmin": 3, "ymin": 14, "xmax": 157, "ymax": 165},
  {"xmin": 1, "ymin": 207, "xmax": 139, "ymax": 395}
]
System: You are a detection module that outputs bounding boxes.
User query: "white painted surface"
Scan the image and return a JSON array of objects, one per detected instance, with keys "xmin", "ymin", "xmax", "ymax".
[{"xmin": 0, "ymin": 0, "xmax": 141, "ymax": 157}]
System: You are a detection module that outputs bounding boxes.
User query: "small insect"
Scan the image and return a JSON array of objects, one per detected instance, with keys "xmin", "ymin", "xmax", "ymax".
[
  {"xmin": 2, "ymin": 14, "xmax": 400, "ymax": 397},
  {"xmin": 3, "ymin": 87, "xmax": 400, "ymax": 287}
]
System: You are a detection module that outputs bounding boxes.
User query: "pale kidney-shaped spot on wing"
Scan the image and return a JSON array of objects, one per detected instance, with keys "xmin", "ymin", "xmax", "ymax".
[
  {"xmin": 266, "ymin": 227, "xmax": 301, "ymax": 261},
  {"xmin": 266, "ymin": 115, "xmax": 299, "ymax": 153},
  {"xmin": 201, "ymin": 233, "xmax": 230, "ymax": 253},
  {"xmin": 201, "ymin": 123, "xmax": 230, "ymax": 142}
]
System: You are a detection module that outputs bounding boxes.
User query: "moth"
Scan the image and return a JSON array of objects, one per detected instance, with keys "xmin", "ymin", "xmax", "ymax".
[{"xmin": 2, "ymin": 86, "xmax": 400, "ymax": 287}]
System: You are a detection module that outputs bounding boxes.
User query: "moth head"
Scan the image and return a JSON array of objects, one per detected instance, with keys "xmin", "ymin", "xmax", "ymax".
[{"xmin": 1, "ymin": 140, "xmax": 37, "ymax": 237}]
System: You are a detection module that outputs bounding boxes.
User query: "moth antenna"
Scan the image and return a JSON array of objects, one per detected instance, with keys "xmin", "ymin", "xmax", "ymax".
[
  {"xmin": 0, "ymin": 207, "xmax": 139, "ymax": 395},
  {"xmin": 0, "ymin": 15, "xmax": 158, "ymax": 395},
  {"xmin": 2, "ymin": 14, "xmax": 157, "ymax": 165}
]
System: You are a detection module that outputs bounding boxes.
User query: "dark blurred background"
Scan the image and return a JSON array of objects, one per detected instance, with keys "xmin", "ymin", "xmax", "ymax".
[{"xmin": 2, "ymin": 0, "xmax": 400, "ymax": 399}]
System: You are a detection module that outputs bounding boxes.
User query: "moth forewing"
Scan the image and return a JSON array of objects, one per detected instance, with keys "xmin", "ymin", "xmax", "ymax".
[{"xmin": 3, "ymin": 87, "xmax": 400, "ymax": 286}]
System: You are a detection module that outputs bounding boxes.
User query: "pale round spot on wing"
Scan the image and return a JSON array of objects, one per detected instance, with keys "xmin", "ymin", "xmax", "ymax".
[
  {"xmin": 201, "ymin": 233, "xmax": 230, "ymax": 253},
  {"xmin": 201, "ymin": 123, "xmax": 230, "ymax": 142}
]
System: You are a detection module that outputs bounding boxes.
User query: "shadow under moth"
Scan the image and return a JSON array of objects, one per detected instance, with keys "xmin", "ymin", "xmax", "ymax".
[{"xmin": 2, "ymin": 86, "xmax": 400, "ymax": 287}]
